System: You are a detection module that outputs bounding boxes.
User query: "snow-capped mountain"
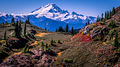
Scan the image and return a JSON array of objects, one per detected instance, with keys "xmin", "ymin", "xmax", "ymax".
[{"xmin": 0, "ymin": 3, "xmax": 96, "ymax": 31}]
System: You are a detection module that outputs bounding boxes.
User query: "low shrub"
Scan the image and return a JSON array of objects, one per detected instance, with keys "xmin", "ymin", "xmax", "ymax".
[{"xmin": 64, "ymin": 58, "xmax": 73, "ymax": 63}]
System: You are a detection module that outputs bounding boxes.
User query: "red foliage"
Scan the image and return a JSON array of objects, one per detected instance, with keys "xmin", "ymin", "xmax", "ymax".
[
  {"xmin": 93, "ymin": 22, "xmax": 101, "ymax": 26},
  {"xmin": 71, "ymin": 32, "xmax": 92, "ymax": 43},
  {"xmin": 9, "ymin": 37, "xmax": 19, "ymax": 40},
  {"xmin": 71, "ymin": 33, "xmax": 82, "ymax": 40},
  {"xmin": 71, "ymin": 22, "xmax": 102, "ymax": 42}
]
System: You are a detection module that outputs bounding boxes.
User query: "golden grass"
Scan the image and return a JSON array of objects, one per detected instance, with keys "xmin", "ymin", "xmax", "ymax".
[
  {"xmin": 12, "ymin": 52, "xmax": 22, "ymax": 56},
  {"xmin": 57, "ymin": 51, "xmax": 63, "ymax": 56},
  {"xmin": 0, "ymin": 40, "xmax": 6, "ymax": 44},
  {"xmin": 30, "ymin": 41, "xmax": 38, "ymax": 46},
  {"xmin": 35, "ymin": 33, "xmax": 50, "ymax": 37},
  {"xmin": 3, "ymin": 52, "xmax": 22, "ymax": 62},
  {"xmin": 55, "ymin": 51, "xmax": 63, "ymax": 61}
]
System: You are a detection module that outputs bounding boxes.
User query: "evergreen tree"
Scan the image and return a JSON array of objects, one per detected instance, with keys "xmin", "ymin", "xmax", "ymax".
[
  {"xmin": 11, "ymin": 18, "xmax": 15, "ymax": 25},
  {"xmin": 87, "ymin": 19, "xmax": 90, "ymax": 25},
  {"xmin": 71, "ymin": 27, "xmax": 75, "ymax": 35},
  {"xmin": 2, "ymin": 22, "xmax": 4, "ymax": 24},
  {"xmin": 58, "ymin": 26, "xmax": 64, "ymax": 32},
  {"xmin": 22, "ymin": 45, "xmax": 29, "ymax": 52},
  {"xmin": 104, "ymin": 12, "xmax": 107, "ymax": 20},
  {"xmin": 18, "ymin": 19, "xmax": 22, "ymax": 37},
  {"xmin": 14, "ymin": 19, "xmax": 22, "ymax": 38},
  {"xmin": 109, "ymin": 10, "xmax": 112, "ymax": 19},
  {"xmin": 113, "ymin": 32, "xmax": 119, "ymax": 48},
  {"xmin": 65, "ymin": 24, "xmax": 69, "ymax": 32},
  {"xmin": 111, "ymin": 7, "xmax": 116, "ymax": 16},
  {"xmin": 108, "ymin": 20, "xmax": 116, "ymax": 28},
  {"xmin": 24, "ymin": 21, "xmax": 27, "ymax": 36},
  {"xmin": 45, "ymin": 27, "xmax": 47, "ymax": 30},
  {"xmin": 96, "ymin": 15, "xmax": 100, "ymax": 22},
  {"xmin": 58, "ymin": 40, "xmax": 62, "ymax": 44},
  {"xmin": 106, "ymin": 11, "xmax": 109, "ymax": 19},
  {"xmin": 85, "ymin": 22, "xmax": 88, "ymax": 26},
  {"xmin": 4, "ymin": 31, "xmax": 7, "ymax": 40},
  {"xmin": 101, "ymin": 13, "xmax": 104, "ymax": 21},
  {"xmin": 25, "ymin": 17, "xmax": 30, "ymax": 24},
  {"xmin": 56, "ymin": 29, "xmax": 58, "ymax": 32},
  {"xmin": 50, "ymin": 40, "xmax": 54, "ymax": 46},
  {"xmin": 27, "ymin": 17, "xmax": 30, "ymax": 24},
  {"xmin": 15, "ymin": 19, "xmax": 20, "ymax": 38},
  {"xmin": 5, "ymin": 21, "xmax": 8, "ymax": 24}
]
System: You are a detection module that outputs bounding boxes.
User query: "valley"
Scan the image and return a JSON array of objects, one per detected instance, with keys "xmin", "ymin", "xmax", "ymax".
[{"xmin": 0, "ymin": 2, "xmax": 120, "ymax": 67}]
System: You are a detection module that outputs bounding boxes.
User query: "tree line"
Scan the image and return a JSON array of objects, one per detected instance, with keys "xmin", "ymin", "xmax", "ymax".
[
  {"xmin": 56, "ymin": 24, "xmax": 77, "ymax": 35},
  {"xmin": 4, "ymin": 18, "xmax": 30, "ymax": 40},
  {"xmin": 96, "ymin": 7, "xmax": 116, "ymax": 22}
]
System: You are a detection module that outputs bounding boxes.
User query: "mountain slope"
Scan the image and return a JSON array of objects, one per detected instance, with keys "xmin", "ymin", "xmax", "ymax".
[{"xmin": 55, "ymin": 7, "xmax": 120, "ymax": 67}]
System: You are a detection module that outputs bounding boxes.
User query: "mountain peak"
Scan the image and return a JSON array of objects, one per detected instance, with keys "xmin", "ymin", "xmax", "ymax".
[
  {"xmin": 31, "ymin": 3, "xmax": 62, "ymax": 14},
  {"xmin": 45, "ymin": 3, "xmax": 58, "ymax": 7}
]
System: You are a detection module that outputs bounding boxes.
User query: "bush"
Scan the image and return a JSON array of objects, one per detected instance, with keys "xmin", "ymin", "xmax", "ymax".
[
  {"xmin": 64, "ymin": 58, "xmax": 73, "ymax": 63},
  {"xmin": 50, "ymin": 40, "xmax": 56, "ymax": 46},
  {"xmin": 43, "ymin": 44, "xmax": 51, "ymax": 53},
  {"xmin": 93, "ymin": 35, "xmax": 101, "ymax": 41},
  {"xmin": 22, "ymin": 45, "xmax": 29, "ymax": 52},
  {"xmin": 108, "ymin": 20, "xmax": 116, "ymax": 28},
  {"xmin": 32, "ymin": 59, "xmax": 38, "ymax": 64},
  {"xmin": 50, "ymin": 40, "xmax": 54, "ymax": 46},
  {"xmin": 112, "ymin": 32, "xmax": 119, "ymax": 48},
  {"xmin": 0, "ymin": 51, "xmax": 9, "ymax": 63},
  {"xmin": 58, "ymin": 40, "xmax": 62, "ymax": 44}
]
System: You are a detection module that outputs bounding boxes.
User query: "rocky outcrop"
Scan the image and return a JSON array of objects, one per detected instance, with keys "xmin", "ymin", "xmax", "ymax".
[
  {"xmin": 31, "ymin": 49, "xmax": 54, "ymax": 67},
  {"xmin": 7, "ymin": 37, "xmax": 28, "ymax": 49},
  {"xmin": 0, "ymin": 49, "xmax": 54, "ymax": 67},
  {"xmin": 0, "ymin": 53, "xmax": 33, "ymax": 67}
]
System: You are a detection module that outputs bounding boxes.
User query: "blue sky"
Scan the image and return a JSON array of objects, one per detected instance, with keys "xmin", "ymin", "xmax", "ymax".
[{"xmin": 0, "ymin": 0, "xmax": 120, "ymax": 16}]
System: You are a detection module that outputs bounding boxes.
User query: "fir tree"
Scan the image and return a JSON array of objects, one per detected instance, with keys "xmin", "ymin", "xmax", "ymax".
[
  {"xmin": 5, "ymin": 21, "xmax": 8, "ymax": 24},
  {"xmin": 58, "ymin": 40, "xmax": 62, "ymax": 44},
  {"xmin": 14, "ymin": 19, "xmax": 21, "ymax": 38},
  {"xmin": 87, "ymin": 19, "xmax": 90, "ymax": 25},
  {"xmin": 27, "ymin": 17, "xmax": 30, "ymax": 24},
  {"xmin": 113, "ymin": 32, "xmax": 119, "ymax": 48},
  {"xmin": 45, "ymin": 27, "xmax": 47, "ymax": 30},
  {"xmin": 50, "ymin": 40, "xmax": 54, "ymax": 46},
  {"xmin": 2, "ymin": 22, "xmax": 4, "ymax": 25},
  {"xmin": 71, "ymin": 27, "xmax": 75, "ymax": 35},
  {"xmin": 96, "ymin": 15, "xmax": 100, "ymax": 22},
  {"xmin": 108, "ymin": 20, "xmax": 116, "ymax": 28},
  {"xmin": 26, "ymin": 17, "xmax": 30, "ymax": 24},
  {"xmin": 11, "ymin": 18, "xmax": 15, "ymax": 25},
  {"xmin": 56, "ymin": 29, "xmax": 58, "ymax": 32},
  {"xmin": 58, "ymin": 26, "xmax": 64, "ymax": 32},
  {"xmin": 101, "ymin": 13, "xmax": 104, "ymax": 21},
  {"xmin": 22, "ymin": 45, "xmax": 29, "ymax": 52},
  {"xmin": 15, "ymin": 19, "xmax": 20, "ymax": 38},
  {"xmin": 4, "ymin": 31, "xmax": 7, "ymax": 40},
  {"xmin": 18, "ymin": 19, "xmax": 22, "ymax": 37},
  {"xmin": 111, "ymin": 7, "xmax": 116, "ymax": 16},
  {"xmin": 85, "ymin": 22, "xmax": 88, "ymax": 26},
  {"xmin": 24, "ymin": 21, "xmax": 27, "ymax": 36},
  {"xmin": 65, "ymin": 24, "xmax": 69, "ymax": 32}
]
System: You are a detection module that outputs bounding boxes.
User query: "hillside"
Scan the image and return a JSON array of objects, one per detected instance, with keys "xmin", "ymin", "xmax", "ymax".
[{"xmin": 53, "ymin": 7, "xmax": 120, "ymax": 67}]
